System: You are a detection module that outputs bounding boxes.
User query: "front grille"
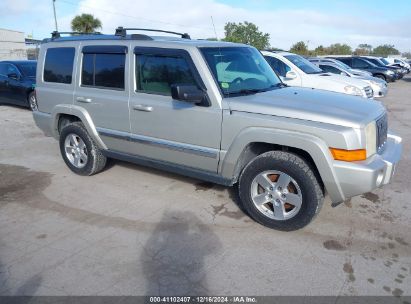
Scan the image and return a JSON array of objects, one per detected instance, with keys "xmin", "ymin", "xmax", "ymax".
[
  {"xmin": 364, "ymin": 86, "xmax": 373, "ymax": 98},
  {"xmin": 376, "ymin": 113, "xmax": 388, "ymax": 154}
]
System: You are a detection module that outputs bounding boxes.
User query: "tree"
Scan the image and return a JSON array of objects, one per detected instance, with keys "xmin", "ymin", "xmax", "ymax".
[
  {"xmin": 289, "ymin": 41, "xmax": 309, "ymax": 55},
  {"xmin": 326, "ymin": 43, "xmax": 352, "ymax": 55},
  {"xmin": 223, "ymin": 21, "xmax": 270, "ymax": 50},
  {"xmin": 372, "ymin": 44, "xmax": 400, "ymax": 56},
  {"xmin": 314, "ymin": 45, "xmax": 326, "ymax": 56},
  {"xmin": 71, "ymin": 14, "xmax": 102, "ymax": 33},
  {"xmin": 354, "ymin": 44, "xmax": 372, "ymax": 55}
]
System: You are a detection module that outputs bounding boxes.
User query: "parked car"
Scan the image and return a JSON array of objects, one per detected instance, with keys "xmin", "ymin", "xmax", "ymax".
[
  {"xmin": 328, "ymin": 56, "xmax": 397, "ymax": 82},
  {"xmin": 262, "ymin": 51, "xmax": 373, "ymax": 99},
  {"xmin": 380, "ymin": 57, "xmax": 409, "ymax": 74},
  {"xmin": 32, "ymin": 28, "xmax": 402, "ymax": 231},
  {"xmin": 308, "ymin": 58, "xmax": 388, "ymax": 98},
  {"xmin": 0, "ymin": 60, "xmax": 37, "ymax": 110},
  {"xmin": 384, "ymin": 57, "xmax": 410, "ymax": 72},
  {"xmin": 310, "ymin": 57, "xmax": 373, "ymax": 77},
  {"xmin": 360, "ymin": 56, "xmax": 405, "ymax": 78}
]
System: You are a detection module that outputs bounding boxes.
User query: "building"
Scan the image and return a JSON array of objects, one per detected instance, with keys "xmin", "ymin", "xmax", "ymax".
[{"xmin": 0, "ymin": 28, "xmax": 27, "ymax": 60}]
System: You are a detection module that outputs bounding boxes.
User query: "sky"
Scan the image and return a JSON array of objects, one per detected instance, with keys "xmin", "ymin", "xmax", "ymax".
[{"xmin": 1, "ymin": 0, "xmax": 410, "ymax": 52}]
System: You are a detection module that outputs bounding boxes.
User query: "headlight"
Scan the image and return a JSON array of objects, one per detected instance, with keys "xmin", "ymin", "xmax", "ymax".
[
  {"xmin": 344, "ymin": 85, "xmax": 363, "ymax": 96},
  {"xmin": 387, "ymin": 70, "xmax": 394, "ymax": 75},
  {"xmin": 365, "ymin": 121, "xmax": 377, "ymax": 157}
]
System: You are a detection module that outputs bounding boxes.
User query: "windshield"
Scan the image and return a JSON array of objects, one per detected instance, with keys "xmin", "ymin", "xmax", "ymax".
[
  {"xmin": 200, "ymin": 47, "xmax": 282, "ymax": 96},
  {"xmin": 17, "ymin": 62, "xmax": 37, "ymax": 77},
  {"xmin": 284, "ymin": 54, "xmax": 323, "ymax": 74},
  {"xmin": 332, "ymin": 60, "xmax": 351, "ymax": 70},
  {"xmin": 380, "ymin": 58, "xmax": 389, "ymax": 65}
]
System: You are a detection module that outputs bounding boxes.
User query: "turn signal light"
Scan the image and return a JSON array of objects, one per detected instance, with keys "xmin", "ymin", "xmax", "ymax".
[{"xmin": 329, "ymin": 148, "xmax": 367, "ymax": 162}]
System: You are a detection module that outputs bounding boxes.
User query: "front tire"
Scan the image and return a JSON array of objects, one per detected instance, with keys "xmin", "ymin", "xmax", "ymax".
[
  {"xmin": 27, "ymin": 91, "xmax": 37, "ymax": 111},
  {"xmin": 238, "ymin": 151, "xmax": 323, "ymax": 231},
  {"xmin": 59, "ymin": 122, "xmax": 107, "ymax": 176}
]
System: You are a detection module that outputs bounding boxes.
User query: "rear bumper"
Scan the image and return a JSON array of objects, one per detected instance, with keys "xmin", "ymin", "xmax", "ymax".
[
  {"xmin": 33, "ymin": 111, "xmax": 53, "ymax": 137},
  {"xmin": 332, "ymin": 133, "xmax": 402, "ymax": 201}
]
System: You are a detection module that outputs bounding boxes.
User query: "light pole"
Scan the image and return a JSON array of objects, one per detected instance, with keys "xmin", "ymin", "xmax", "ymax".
[{"xmin": 52, "ymin": 0, "xmax": 58, "ymax": 32}]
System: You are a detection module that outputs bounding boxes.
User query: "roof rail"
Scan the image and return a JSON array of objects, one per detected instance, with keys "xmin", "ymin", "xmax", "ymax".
[
  {"xmin": 115, "ymin": 27, "xmax": 191, "ymax": 39},
  {"xmin": 51, "ymin": 31, "xmax": 102, "ymax": 39}
]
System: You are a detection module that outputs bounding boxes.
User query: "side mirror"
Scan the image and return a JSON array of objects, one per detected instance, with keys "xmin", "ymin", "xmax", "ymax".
[
  {"xmin": 171, "ymin": 84, "xmax": 205, "ymax": 104},
  {"xmin": 340, "ymin": 71, "xmax": 348, "ymax": 76},
  {"xmin": 285, "ymin": 71, "xmax": 297, "ymax": 79},
  {"xmin": 7, "ymin": 73, "xmax": 19, "ymax": 80}
]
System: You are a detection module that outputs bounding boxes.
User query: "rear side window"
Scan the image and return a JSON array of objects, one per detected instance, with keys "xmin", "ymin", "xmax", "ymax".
[
  {"xmin": 44, "ymin": 48, "xmax": 75, "ymax": 84},
  {"xmin": 81, "ymin": 46, "xmax": 126, "ymax": 90},
  {"xmin": 135, "ymin": 54, "xmax": 196, "ymax": 95}
]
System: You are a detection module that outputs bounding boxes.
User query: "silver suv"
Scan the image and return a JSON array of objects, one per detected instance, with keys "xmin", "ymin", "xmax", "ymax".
[{"xmin": 32, "ymin": 28, "xmax": 402, "ymax": 231}]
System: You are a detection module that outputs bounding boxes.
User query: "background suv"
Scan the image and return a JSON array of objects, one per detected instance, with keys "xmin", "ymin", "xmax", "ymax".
[
  {"xmin": 309, "ymin": 58, "xmax": 388, "ymax": 98},
  {"xmin": 0, "ymin": 60, "xmax": 37, "ymax": 110},
  {"xmin": 327, "ymin": 56, "xmax": 397, "ymax": 82}
]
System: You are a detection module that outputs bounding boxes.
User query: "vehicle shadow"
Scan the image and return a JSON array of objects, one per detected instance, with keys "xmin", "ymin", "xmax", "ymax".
[{"xmin": 141, "ymin": 210, "xmax": 222, "ymax": 295}]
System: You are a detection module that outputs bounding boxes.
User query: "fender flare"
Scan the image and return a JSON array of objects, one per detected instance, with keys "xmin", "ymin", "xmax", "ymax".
[
  {"xmin": 220, "ymin": 127, "xmax": 345, "ymax": 203},
  {"xmin": 50, "ymin": 104, "xmax": 107, "ymax": 150}
]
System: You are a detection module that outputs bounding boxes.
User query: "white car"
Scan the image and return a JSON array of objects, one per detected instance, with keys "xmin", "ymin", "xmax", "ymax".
[
  {"xmin": 309, "ymin": 58, "xmax": 388, "ymax": 98},
  {"xmin": 262, "ymin": 51, "xmax": 373, "ymax": 99},
  {"xmin": 385, "ymin": 57, "xmax": 411, "ymax": 70}
]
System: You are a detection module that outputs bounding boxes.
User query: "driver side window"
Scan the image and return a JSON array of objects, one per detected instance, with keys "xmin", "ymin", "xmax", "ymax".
[
  {"xmin": 136, "ymin": 54, "xmax": 197, "ymax": 96},
  {"xmin": 265, "ymin": 56, "xmax": 290, "ymax": 77}
]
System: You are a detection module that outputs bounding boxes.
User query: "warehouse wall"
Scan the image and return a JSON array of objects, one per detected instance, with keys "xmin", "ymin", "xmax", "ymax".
[{"xmin": 0, "ymin": 28, "xmax": 27, "ymax": 60}]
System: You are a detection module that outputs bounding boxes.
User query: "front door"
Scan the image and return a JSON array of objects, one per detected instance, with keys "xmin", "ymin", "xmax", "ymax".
[{"xmin": 128, "ymin": 47, "xmax": 221, "ymax": 172}]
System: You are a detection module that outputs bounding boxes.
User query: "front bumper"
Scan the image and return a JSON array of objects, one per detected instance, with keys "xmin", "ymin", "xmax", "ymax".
[
  {"xmin": 373, "ymin": 84, "xmax": 388, "ymax": 98},
  {"xmin": 332, "ymin": 133, "xmax": 402, "ymax": 201}
]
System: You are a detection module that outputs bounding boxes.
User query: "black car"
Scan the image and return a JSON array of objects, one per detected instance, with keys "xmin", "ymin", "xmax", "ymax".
[
  {"xmin": 0, "ymin": 60, "xmax": 37, "ymax": 110},
  {"xmin": 361, "ymin": 57, "xmax": 404, "ymax": 79},
  {"xmin": 327, "ymin": 57, "xmax": 397, "ymax": 82}
]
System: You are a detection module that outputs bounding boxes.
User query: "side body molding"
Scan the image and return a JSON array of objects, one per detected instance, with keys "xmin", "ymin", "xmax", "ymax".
[{"xmin": 219, "ymin": 127, "xmax": 345, "ymax": 203}]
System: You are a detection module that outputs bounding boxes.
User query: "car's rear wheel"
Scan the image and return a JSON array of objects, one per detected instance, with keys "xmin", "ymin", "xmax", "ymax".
[
  {"xmin": 59, "ymin": 122, "xmax": 106, "ymax": 176},
  {"xmin": 238, "ymin": 151, "xmax": 324, "ymax": 231}
]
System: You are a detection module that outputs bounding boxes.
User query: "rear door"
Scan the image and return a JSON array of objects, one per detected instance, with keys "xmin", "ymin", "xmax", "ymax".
[{"xmin": 74, "ymin": 43, "xmax": 132, "ymax": 153}]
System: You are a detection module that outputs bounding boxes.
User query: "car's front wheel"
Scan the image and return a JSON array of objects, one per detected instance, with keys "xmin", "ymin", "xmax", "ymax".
[
  {"xmin": 238, "ymin": 151, "xmax": 324, "ymax": 231},
  {"xmin": 59, "ymin": 122, "xmax": 107, "ymax": 176},
  {"xmin": 28, "ymin": 91, "xmax": 37, "ymax": 111}
]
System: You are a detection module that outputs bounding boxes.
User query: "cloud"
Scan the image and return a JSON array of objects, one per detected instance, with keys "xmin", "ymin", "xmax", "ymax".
[{"xmin": 2, "ymin": 0, "xmax": 410, "ymax": 52}]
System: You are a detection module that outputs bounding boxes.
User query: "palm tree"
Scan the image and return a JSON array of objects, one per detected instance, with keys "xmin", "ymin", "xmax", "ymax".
[{"xmin": 71, "ymin": 14, "xmax": 102, "ymax": 33}]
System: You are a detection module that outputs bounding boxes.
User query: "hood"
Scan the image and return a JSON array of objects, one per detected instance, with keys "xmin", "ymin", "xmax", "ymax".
[
  {"xmin": 315, "ymin": 73, "xmax": 369, "ymax": 88},
  {"xmin": 228, "ymin": 87, "xmax": 385, "ymax": 128}
]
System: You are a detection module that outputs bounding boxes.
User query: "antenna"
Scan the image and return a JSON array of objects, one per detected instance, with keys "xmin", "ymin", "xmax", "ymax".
[{"xmin": 210, "ymin": 16, "xmax": 218, "ymax": 40}]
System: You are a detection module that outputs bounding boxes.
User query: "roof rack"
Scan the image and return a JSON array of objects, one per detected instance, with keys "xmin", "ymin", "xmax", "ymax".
[
  {"xmin": 115, "ymin": 27, "xmax": 191, "ymax": 39},
  {"xmin": 51, "ymin": 31, "xmax": 102, "ymax": 39}
]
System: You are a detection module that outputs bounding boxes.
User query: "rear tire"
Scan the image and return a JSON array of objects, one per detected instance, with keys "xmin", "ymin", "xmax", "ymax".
[
  {"xmin": 59, "ymin": 122, "xmax": 106, "ymax": 176},
  {"xmin": 238, "ymin": 151, "xmax": 323, "ymax": 231}
]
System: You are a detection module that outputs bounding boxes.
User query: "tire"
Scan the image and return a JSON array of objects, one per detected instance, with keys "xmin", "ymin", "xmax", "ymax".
[
  {"xmin": 374, "ymin": 74, "xmax": 386, "ymax": 82},
  {"xmin": 59, "ymin": 122, "xmax": 107, "ymax": 176},
  {"xmin": 238, "ymin": 151, "xmax": 323, "ymax": 231},
  {"xmin": 27, "ymin": 91, "xmax": 37, "ymax": 111}
]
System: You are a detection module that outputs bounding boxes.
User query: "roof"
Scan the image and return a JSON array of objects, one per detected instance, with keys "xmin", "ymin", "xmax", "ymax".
[
  {"xmin": 0, "ymin": 60, "xmax": 37, "ymax": 64},
  {"xmin": 41, "ymin": 32, "xmax": 245, "ymax": 48}
]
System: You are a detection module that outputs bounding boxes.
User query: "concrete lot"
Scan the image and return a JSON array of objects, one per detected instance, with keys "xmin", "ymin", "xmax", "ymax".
[{"xmin": 0, "ymin": 77, "xmax": 411, "ymax": 297}]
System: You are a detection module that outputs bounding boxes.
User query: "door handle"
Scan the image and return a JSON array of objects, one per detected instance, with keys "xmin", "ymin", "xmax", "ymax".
[
  {"xmin": 76, "ymin": 96, "xmax": 92, "ymax": 103},
  {"xmin": 133, "ymin": 104, "xmax": 153, "ymax": 112}
]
